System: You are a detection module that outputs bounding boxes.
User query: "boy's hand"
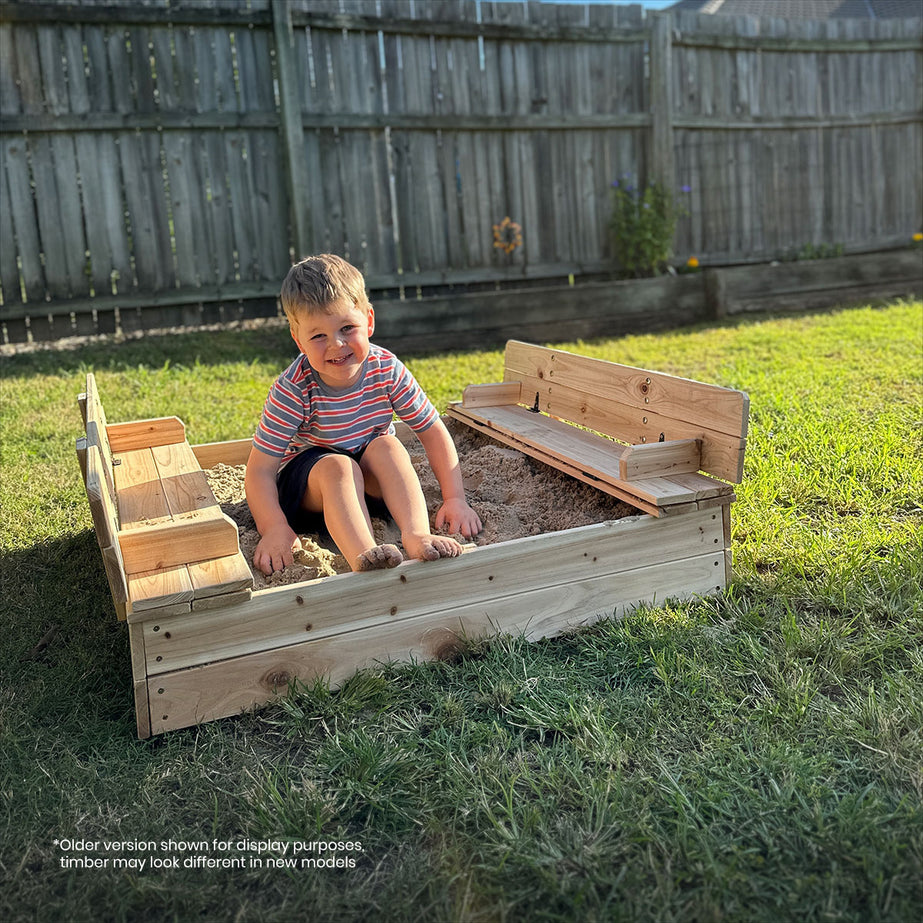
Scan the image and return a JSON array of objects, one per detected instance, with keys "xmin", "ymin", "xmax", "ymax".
[
  {"xmin": 435, "ymin": 497, "xmax": 482, "ymax": 538},
  {"xmin": 253, "ymin": 524, "xmax": 302, "ymax": 575}
]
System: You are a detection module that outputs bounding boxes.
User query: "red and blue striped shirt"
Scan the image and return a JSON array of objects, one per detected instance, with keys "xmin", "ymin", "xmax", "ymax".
[{"xmin": 253, "ymin": 344, "xmax": 439, "ymax": 468}]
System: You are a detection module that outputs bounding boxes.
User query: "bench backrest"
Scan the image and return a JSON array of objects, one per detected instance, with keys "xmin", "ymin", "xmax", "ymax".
[{"xmin": 502, "ymin": 341, "xmax": 749, "ymax": 483}]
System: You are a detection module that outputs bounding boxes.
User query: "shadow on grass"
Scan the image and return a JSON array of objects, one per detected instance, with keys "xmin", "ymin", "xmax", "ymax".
[{"xmin": 1, "ymin": 529, "xmax": 136, "ymax": 738}]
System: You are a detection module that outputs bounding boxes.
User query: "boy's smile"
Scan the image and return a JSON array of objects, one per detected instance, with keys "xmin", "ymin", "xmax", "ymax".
[{"xmin": 291, "ymin": 300, "xmax": 375, "ymax": 388}]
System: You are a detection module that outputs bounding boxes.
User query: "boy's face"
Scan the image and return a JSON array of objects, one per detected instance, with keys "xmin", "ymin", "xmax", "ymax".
[{"xmin": 290, "ymin": 298, "xmax": 375, "ymax": 389}]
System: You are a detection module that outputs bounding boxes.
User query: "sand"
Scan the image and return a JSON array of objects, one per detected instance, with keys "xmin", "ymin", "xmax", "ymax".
[{"xmin": 206, "ymin": 419, "xmax": 638, "ymax": 589}]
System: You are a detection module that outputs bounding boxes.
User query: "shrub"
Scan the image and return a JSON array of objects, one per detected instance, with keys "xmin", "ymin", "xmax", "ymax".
[{"xmin": 609, "ymin": 175, "xmax": 689, "ymax": 278}]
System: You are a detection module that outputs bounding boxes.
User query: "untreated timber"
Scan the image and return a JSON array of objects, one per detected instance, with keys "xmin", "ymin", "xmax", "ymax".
[
  {"xmin": 620, "ymin": 439, "xmax": 702, "ymax": 480},
  {"xmin": 446, "ymin": 402, "xmax": 729, "ymax": 516},
  {"xmin": 148, "ymin": 546, "xmax": 727, "ymax": 735}
]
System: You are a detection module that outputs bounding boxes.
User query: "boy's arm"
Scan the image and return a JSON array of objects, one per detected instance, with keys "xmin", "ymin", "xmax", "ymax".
[
  {"xmin": 415, "ymin": 419, "xmax": 482, "ymax": 538},
  {"xmin": 244, "ymin": 447, "xmax": 302, "ymax": 575}
]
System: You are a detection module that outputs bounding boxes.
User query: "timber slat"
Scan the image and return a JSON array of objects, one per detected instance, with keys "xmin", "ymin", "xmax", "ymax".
[
  {"xmin": 114, "ymin": 447, "xmax": 173, "ymax": 528},
  {"xmin": 505, "ymin": 340, "xmax": 750, "ymax": 443},
  {"xmin": 107, "ymin": 417, "xmax": 186, "ymax": 452},
  {"xmin": 128, "ymin": 567, "xmax": 194, "ymax": 614},
  {"xmin": 84, "ymin": 374, "xmax": 118, "ymax": 518},
  {"xmin": 503, "ymin": 341, "xmax": 749, "ymax": 483},
  {"xmin": 147, "ymin": 548, "xmax": 726, "ymax": 735},
  {"xmin": 191, "ymin": 438, "xmax": 253, "ymax": 469},
  {"xmin": 188, "ymin": 556, "xmax": 254, "ymax": 600},
  {"xmin": 81, "ymin": 439, "xmax": 129, "ymax": 620},
  {"xmin": 141, "ymin": 508, "xmax": 725, "ymax": 667},
  {"xmin": 447, "ymin": 402, "xmax": 729, "ymax": 513},
  {"xmin": 619, "ymin": 439, "xmax": 703, "ymax": 480}
]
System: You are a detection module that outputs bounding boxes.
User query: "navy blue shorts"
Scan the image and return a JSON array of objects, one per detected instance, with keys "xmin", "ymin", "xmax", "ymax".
[{"xmin": 276, "ymin": 445, "xmax": 390, "ymax": 534}]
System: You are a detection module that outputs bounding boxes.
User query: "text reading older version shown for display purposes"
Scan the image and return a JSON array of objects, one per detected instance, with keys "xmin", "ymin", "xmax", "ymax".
[{"xmin": 54, "ymin": 838, "xmax": 363, "ymax": 871}]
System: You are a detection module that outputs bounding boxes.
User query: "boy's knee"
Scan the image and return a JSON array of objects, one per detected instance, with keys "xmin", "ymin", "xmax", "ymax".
[
  {"xmin": 310, "ymin": 452, "xmax": 363, "ymax": 486},
  {"xmin": 363, "ymin": 434, "xmax": 407, "ymax": 464}
]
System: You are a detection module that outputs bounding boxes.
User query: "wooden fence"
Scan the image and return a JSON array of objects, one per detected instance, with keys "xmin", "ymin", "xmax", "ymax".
[{"xmin": 1, "ymin": 0, "xmax": 921, "ymax": 343}]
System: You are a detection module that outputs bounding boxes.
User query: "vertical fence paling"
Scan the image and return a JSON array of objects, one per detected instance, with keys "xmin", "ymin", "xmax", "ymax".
[
  {"xmin": 670, "ymin": 10, "xmax": 923, "ymax": 262},
  {"xmin": 0, "ymin": 1, "xmax": 921, "ymax": 343}
]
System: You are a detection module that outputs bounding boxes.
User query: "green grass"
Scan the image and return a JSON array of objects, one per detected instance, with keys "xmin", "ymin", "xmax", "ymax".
[{"xmin": 1, "ymin": 300, "xmax": 921, "ymax": 922}]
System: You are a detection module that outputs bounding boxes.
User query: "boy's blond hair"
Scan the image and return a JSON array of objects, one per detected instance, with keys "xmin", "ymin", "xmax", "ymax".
[{"xmin": 280, "ymin": 254, "xmax": 371, "ymax": 323}]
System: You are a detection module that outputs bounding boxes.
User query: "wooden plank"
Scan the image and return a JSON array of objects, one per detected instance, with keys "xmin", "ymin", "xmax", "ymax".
[
  {"xmin": 147, "ymin": 547, "xmax": 726, "ymax": 734},
  {"xmin": 151, "ymin": 441, "xmax": 252, "ymax": 598},
  {"xmin": 111, "ymin": 440, "xmax": 243, "ymax": 575},
  {"xmin": 200, "ymin": 130, "xmax": 236, "ymax": 285},
  {"xmin": 113, "ymin": 447, "xmax": 172, "ymax": 528},
  {"xmin": 116, "ymin": 131, "xmax": 164, "ymax": 293},
  {"xmin": 113, "ymin": 445, "xmax": 195, "ymax": 601},
  {"xmin": 271, "ymin": 0, "xmax": 311, "ymax": 256},
  {"xmin": 150, "ymin": 441, "xmax": 221, "ymax": 518},
  {"xmin": 505, "ymin": 340, "xmax": 749, "ymax": 441},
  {"xmin": 118, "ymin": 517, "xmax": 241, "ymax": 576},
  {"xmin": 503, "ymin": 341, "xmax": 749, "ymax": 483},
  {"xmin": 82, "ymin": 440, "xmax": 130, "ymax": 620},
  {"xmin": 721, "ymin": 502, "xmax": 733, "ymax": 587},
  {"xmin": 76, "ymin": 434, "xmax": 88, "ymax": 484},
  {"xmin": 82, "ymin": 438, "xmax": 117, "ymax": 549},
  {"xmin": 192, "ymin": 588, "xmax": 253, "ymax": 612},
  {"xmin": 1, "ymin": 136, "xmax": 44, "ymax": 305},
  {"xmin": 619, "ymin": 439, "xmax": 702, "ymax": 481},
  {"xmin": 128, "ymin": 624, "xmax": 152, "ymax": 739},
  {"xmin": 84, "ymin": 374, "xmax": 117, "ymax": 514},
  {"xmin": 128, "ymin": 568, "xmax": 195, "ymax": 613},
  {"xmin": 650, "ymin": 11, "xmax": 673, "ymax": 192},
  {"xmin": 188, "ymin": 556, "xmax": 253, "ymax": 599},
  {"xmin": 191, "ymin": 438, "xmax": 253, "ymax": 468},
  {"xmin": 461, "ymin": 381, "xmax": 522, "ymax": 408},
  {"xmin": 141, "ymin": 507, "xmax": 726, "ymax": 666},
  {"xmin": 107, "ymin": 417, "xmax": 186, "ymax": 452},
  {"xmin": 0, "ymin": 140, "xmax": 24, "ymax": 315},
  {"xmin": 101, "ymin": 545, "xmax": 130, "ymax": 621},
  {"xmin": 446, "ymin": 404, "xmax": 658, "ymax": 517},
  {"xmin": 162, "ymin": 131, "xmax": 202, "ymax": 289},
  {"xmin": 447, "ymin": 401, "xmax": 728, "ymax": 509}
]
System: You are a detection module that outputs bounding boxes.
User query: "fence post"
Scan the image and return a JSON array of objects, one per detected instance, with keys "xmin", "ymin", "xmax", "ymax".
[
  {"xmin": 271, "ymin": 0, "xmax": 311, "ymax": 260},
  {"xmin": 649, "ymin": 11, "xmax": 675, "ymax": 190}
]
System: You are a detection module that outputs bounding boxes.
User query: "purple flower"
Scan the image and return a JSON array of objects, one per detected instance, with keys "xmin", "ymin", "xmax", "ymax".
[{"xmin": 681, "ymin": 185, "xmax": 692, "ymax": 193}]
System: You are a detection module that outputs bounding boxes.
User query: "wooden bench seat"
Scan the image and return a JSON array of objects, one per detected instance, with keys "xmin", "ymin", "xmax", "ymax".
[
  {"xmin": 446, "ymin": 341, "xmax": 749, "ymax": 517},
  {"xmin": 76, "ymin": 373, "xmax": 252, "ymax": 620}
]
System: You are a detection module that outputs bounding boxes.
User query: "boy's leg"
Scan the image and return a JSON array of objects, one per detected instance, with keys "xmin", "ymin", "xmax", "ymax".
[
  {"xmin": 360, "ymin": 435, "xmax": 463, "ymax": 561},
  {"xmin": 304, "ymin": 453, "xmax": 402, "ymax": 572}
]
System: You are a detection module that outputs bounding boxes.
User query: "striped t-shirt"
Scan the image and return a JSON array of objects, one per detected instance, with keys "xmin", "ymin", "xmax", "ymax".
[{"xmin": 253, "ymin": 344, "xmax": 439, "ymax": 469}]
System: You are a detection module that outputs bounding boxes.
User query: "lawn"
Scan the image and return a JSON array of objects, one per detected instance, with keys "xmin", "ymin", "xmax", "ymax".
[{"xmin": 1, "ymin": 300, "xmax": 921, "ymax": 922}]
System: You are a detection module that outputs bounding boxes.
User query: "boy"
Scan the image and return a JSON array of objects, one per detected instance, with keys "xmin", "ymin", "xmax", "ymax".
[{"xmin": 245, "ymin": 254, "xmax": 482, "ymax": 575}]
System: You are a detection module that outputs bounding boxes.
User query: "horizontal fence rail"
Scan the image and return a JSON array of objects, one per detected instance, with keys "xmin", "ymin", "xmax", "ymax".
[{"xmin": 0, "ymin": 0, "xmax": 921, "ymax": 343}]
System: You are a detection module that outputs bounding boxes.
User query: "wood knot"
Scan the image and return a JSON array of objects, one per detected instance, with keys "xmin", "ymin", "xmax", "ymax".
[
  {"xmin": 264, "ymin": 670, "xmax": 292, "ymax": 690},
  {"xmin": 423, "ymin": 628, "xmax": 465, "ymax": 664}
]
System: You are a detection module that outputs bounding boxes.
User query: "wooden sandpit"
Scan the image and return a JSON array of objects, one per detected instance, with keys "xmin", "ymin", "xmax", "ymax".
[{"xmin": 77, "ymin": 341, "xmax": 748, "ymax": 738}]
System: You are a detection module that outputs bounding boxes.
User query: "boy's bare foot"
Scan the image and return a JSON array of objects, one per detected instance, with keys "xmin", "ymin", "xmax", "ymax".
[
  {"xmin": 404, "ymin": 534, "xmax": 464, "ymax": 562},
  {"xmin": 355, "ymin": 544, "xmax": 404, "ymax": 572}
]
